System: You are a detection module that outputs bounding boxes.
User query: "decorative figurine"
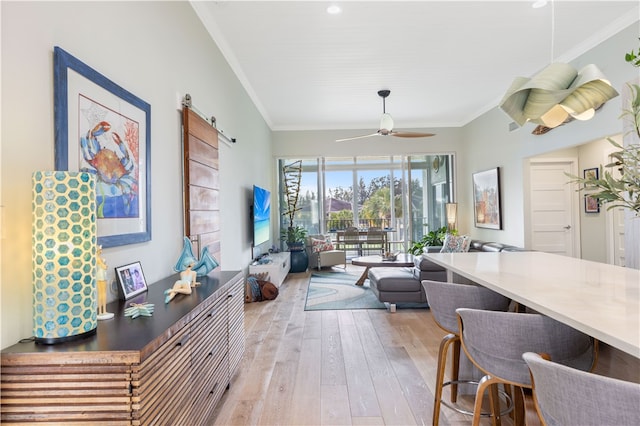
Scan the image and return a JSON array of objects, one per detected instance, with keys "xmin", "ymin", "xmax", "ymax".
[
  {"xmin": 180, "ymin": 263, "xmax": 200, "ymax": 287},
  {"xmin": 96, "ymin": 246, "xmax": 114, "ymax": 320}
]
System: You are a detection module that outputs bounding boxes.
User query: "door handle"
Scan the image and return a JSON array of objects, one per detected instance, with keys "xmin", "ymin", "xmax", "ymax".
[{"xmin": 564, "ymin": 225, "xmax": 572, "ymax": 230}]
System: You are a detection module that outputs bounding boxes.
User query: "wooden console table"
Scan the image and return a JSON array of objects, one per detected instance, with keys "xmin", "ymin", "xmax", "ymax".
[{"xmin": 1, "ymin": 270, "xmax": 244, "ymax": 425}]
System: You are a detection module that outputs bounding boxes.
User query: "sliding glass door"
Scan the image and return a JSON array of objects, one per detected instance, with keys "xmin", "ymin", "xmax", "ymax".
[{"xmin": 278, "ymin": 154, "xmax": 454, "ymax": 252}]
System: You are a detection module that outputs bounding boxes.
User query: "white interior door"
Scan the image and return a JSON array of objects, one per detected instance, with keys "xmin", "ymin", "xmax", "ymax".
[{"xmin": 529, "ymin": 160, "xmax": 579, "ymax": 257}]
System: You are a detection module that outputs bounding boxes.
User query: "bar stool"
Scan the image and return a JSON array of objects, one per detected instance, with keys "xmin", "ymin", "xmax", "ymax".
[
  {"xmin": 422, "ymin": 280, "xmax": 511, "ymax": 425},
  {"xmin": 457, "ymin": 308, "xmax": 598, "ymax": 426},
  {"xmin": 523, "ymin": 352, "xmax": 640, "ymax": 426}
]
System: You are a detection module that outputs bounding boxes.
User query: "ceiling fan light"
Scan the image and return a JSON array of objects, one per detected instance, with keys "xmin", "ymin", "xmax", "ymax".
[{"xmin": 379, "ymin": 113, "xmax": 394, "ymax": 132}]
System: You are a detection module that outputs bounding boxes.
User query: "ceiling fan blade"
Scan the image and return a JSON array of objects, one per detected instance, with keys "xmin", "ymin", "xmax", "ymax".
[
  {"xmin": 335, "ymin": 133, "xmax": 380, "ymax": 142},
  {"xmin": 391, "ymin": 131, "xmax": 435, "ymax": 138}
]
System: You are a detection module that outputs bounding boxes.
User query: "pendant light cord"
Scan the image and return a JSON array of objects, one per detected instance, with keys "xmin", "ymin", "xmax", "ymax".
[{"xmin": 550, "ymin": 0, "xmax": 555, "ymax": 63}]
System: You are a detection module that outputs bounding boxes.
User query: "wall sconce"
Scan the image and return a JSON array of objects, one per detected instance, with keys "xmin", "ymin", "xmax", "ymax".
[
  {"xmin": 32, "ymin": 171, "xmax": 97, "ymax": 344},
  {"xmin": 499, "ymin": 62, "xmax": 619, "ymax": 129},
  {"xmin": 445, "ymin": 203, "xmax": 458, "ymax": 232}
]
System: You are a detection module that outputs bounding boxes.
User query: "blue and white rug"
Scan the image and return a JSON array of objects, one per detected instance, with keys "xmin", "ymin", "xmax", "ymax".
[{"xmin": 304, "ymin": 269, "xmax": 386, "ymax": 311}]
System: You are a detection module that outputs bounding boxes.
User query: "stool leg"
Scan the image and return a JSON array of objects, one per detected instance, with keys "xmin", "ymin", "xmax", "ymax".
[
  {"xmin": 451, "ymin": 338, "xmax": 461, "ymax": 403},
  {"xmin": 433, "ymin": 333, "xmax": 457, "ymax": 426},
  {"xmin": 472, "ymin": 375, "xmax": 502, "ymax": 426}
]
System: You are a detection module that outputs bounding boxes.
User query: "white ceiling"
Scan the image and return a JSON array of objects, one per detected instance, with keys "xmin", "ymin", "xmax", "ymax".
[{"xmin": 191, "ymin": 1, "xmax": 639, "ymax": 132}]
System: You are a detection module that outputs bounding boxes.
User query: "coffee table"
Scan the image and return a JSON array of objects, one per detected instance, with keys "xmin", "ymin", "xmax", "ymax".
[{"xmin": 351, "ymin": 254, "xmax": 415, "ymax": 286}]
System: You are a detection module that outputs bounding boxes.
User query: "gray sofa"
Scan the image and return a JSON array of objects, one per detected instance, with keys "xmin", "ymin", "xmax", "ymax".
[{"xmin": 368, "ymin": 239, "xmax": 525, "ymax": 311}]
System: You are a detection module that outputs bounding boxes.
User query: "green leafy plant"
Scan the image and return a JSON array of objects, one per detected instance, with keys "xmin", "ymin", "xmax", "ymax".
[
  {"xmin": 624, "ymin": 37, "xmax": 640, "ymax": 68},
  {"xmin": 568, "ymin": 139, "xmax": 640, "ymax": 214},
  {"xmin": 566, "ymin": 42, "xmax": 640, "ymax": 214},
  {"xmin": 408, "ymin": 226, "xmax": 449, "ymax": 255},
  {"xmin": 280, "ymin": 225, "xmax": 308, "ymax": 246}
]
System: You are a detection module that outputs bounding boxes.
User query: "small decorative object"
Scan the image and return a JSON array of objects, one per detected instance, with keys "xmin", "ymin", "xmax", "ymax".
[
  {"xmin": 174, "ymin": 236, "xmax": 219, "ymax": 276},
  {"xmin": 382, "ymin": 252, "xmax": 398, "ymax": 261},
  {"xmin": 164, "ymin": 279, "xmax": 192, "ymax": 304},
  {"xmin": 96, "ymin": 246, "xmax": 114, "ymax": 320},
  {"xmin": 124, "ymin": 303, "xmax": 154, "ymax": 319},
  {"xmin": 115, "ymin": 261, "xmax": 148, "ymax": 300},
  {"xmin": 180, "ymin": 263, "xmax": 200, "ymax": 287},
  {"xmin": 32, "ymin": 171, "xmax": 97, "ymax": 344},
  {"xmin": 473, "ymin": 167, "xmax": 502, "ymax": 230}
]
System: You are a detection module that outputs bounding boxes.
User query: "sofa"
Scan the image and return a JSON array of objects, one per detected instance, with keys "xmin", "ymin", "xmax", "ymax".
[{"xmin": 368, "ymin": 239, "xmax": 525, "ymax": 311}]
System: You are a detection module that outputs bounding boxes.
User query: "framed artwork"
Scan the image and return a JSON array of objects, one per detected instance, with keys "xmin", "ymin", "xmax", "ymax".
[
  {"xmin": 115, "ymin": 261, "xmax": 148, "ymax": 299},
  {"xmin": 473, "ymin": 167, "xmax": 502, "ymax": 229},
  {"xmin": 585, "ymin": 194, "xmax": 600, "ymax": 213},
  {"xmin": 53, "ymin": 46, "xmax": 151, "ymax": 248},
  {"xmin": 583, "ymin": 167, "xmax": 599, "ymax": 188}
]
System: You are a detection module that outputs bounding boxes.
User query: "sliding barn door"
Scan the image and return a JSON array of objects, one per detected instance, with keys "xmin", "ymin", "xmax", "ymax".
[{"xmin": 182, "ymin": 107, "xmax": 221, "ymax": 264}]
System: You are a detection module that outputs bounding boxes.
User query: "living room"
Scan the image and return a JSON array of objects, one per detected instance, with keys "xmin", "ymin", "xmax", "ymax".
[{"xmin": 1, "ymin": 1, "xmax": 639, "ymax": 423}]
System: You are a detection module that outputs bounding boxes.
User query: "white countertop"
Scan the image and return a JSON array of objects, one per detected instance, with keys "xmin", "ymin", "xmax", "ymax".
[{"xmin": 426, "ymin": 251, "xmax": 640, "ymax": 358}]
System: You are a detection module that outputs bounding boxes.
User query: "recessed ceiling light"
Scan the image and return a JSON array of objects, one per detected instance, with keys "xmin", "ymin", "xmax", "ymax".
[
  {"xmin": 327, "ymin": 5, "xmax": 341, "ymax": 15},
  {"xmin": 532, "ymin": 0, "xmax": 548, "ymax": 8}
]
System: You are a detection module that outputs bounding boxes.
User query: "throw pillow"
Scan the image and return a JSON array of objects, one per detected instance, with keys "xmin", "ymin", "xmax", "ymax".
[
  {"xmin": 311, "ymin": 235, "xmax": 334, "ymax": 253},
  {"xmin": 440, "ymin": 234, "xmax": 471, "ymax": 253}
]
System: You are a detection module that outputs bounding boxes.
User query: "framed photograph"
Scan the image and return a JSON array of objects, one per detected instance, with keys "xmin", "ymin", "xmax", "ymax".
[
  {"xmin": 585, "ymin": 194, "xmax": 600, "ymax": 213},
  {"xmin": 115, "ymin": 261, "xmax": 148, "ymax": 299},
  {"xmin": 53, "ymin": 46, "xmax": 151, "ymax": 248},
  {"xmin": 473, "ymin": 167, "xmax": 502, "ymax": 229}
]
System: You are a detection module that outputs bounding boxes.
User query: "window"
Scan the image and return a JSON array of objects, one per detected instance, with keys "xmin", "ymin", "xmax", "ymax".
[{"xmin": 278, "ymin": 154, "xmax": 454, "ymax": 251}]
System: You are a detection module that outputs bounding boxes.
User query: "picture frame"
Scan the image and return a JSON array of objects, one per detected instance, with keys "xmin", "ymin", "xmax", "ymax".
[
  {"xmin": 53, "ymin": 46, "xmax": 151, "ymax": 248},
  {"xmin": 583, "ymin": 167, "xmax": 599, "ymax": 188},
  {"xmin": 115, "ymin": 261, "xmax": 148, "ymax": 299},
  {"xmin": 585, "ymin": 194, "xmax": 600, "ymax": 213},
  {"xmin": 472, "ymin": 167, "xmax": 502, "ymax": 229}
]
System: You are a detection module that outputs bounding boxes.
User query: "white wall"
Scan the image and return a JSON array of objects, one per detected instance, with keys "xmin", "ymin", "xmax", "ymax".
[{"xmin": 0, "ymin": 1, "xmax": 272, "ymax": 349}]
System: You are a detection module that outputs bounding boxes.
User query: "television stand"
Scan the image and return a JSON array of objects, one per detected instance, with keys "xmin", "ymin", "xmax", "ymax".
[{"xmin": 249, "ymin": 251, "xmax": 290, "ymax": 288}]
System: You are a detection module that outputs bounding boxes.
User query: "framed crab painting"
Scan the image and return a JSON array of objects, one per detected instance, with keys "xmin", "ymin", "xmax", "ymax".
[{"xmin": 54, "ymin": 46, "xmax": 151, "ymax": 248}]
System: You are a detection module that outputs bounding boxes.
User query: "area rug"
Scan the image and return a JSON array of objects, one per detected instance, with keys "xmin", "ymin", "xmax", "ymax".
[{"xmin": 304, "ymin": 269, "xmax": 386, "ymax": 311}]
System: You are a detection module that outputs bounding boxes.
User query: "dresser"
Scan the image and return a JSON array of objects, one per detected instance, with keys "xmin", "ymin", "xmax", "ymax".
[{"xmin": 1, "ymin": 270, "xmax": 244, "ymax": 425}]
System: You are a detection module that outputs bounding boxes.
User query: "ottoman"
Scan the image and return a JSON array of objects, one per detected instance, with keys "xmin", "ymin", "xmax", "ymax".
[{"xmin": 368, "ymin": 267, "xmax": 427, "ymax": 312}]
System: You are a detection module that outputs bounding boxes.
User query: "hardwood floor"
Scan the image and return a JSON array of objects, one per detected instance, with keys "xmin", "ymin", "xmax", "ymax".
[{"xmin": 209, "ymin": 265, "xmax": 640, "ymax": 426}]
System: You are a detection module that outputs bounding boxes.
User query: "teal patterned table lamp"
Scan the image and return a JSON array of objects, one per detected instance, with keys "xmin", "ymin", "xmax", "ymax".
[{"xmin": 32, "ymin": 171, "xmax": 98, "ymax": 344}]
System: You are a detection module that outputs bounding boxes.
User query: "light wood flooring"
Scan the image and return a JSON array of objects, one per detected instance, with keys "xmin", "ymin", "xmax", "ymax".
[{"xmin": 209, "ymin": 265, "xmax": 640, "ymax": 426}]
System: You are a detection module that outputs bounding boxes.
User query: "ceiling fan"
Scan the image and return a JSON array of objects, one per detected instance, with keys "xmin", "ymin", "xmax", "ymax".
[{"xmin": 336, "ymin": 89, "xmax": 435, "ymax": 142}]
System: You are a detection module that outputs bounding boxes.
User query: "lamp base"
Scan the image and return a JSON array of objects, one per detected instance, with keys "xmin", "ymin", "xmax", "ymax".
[{"xmin": 34, "ymin": 328, "xmax": 97, "ymax": 345}]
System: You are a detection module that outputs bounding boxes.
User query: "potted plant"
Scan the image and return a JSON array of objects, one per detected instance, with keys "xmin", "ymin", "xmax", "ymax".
[
  {"xmin": 408, "ymin": 226, "xmax": 449, "ymax": 255},
  {"xmin": 280, "ymin": 225, "xmax": 308, "ymax": 251},
  {"xmin": 281, "ymin": 160, "xmax": 309, "ymax": 272}
]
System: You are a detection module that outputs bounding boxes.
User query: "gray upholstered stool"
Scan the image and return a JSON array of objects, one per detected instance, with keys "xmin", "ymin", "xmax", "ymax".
[
  {"xmin": 523, "ymin": 352, "xmax": 640, "ymax": 426},
  {"xmin": 367, "ymin": 267, "xmax": 425, "ymax": 312},
  {"xmin": 422, "ymin": 280, "xmax": 511, "ymax": 425},
  {"xmin": 457, "ymin": 309, "xmax": 598, "ymax": 426}
]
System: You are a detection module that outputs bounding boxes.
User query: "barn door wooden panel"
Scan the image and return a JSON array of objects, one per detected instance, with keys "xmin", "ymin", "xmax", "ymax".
[{"xmin": 182, "ymin": 107, "xmax": 221, "ymax": 264}]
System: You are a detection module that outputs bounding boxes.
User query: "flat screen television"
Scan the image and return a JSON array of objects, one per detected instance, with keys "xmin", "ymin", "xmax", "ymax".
[{"xmin": 252, "ymin": 185, "xmax": 271, "ymax": 248}]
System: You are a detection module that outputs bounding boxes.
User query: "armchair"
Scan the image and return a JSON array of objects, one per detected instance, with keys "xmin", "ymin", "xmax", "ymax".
[{"xmin": 306, "ymin": 234, "xmax": 347, "ymax": 270}]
